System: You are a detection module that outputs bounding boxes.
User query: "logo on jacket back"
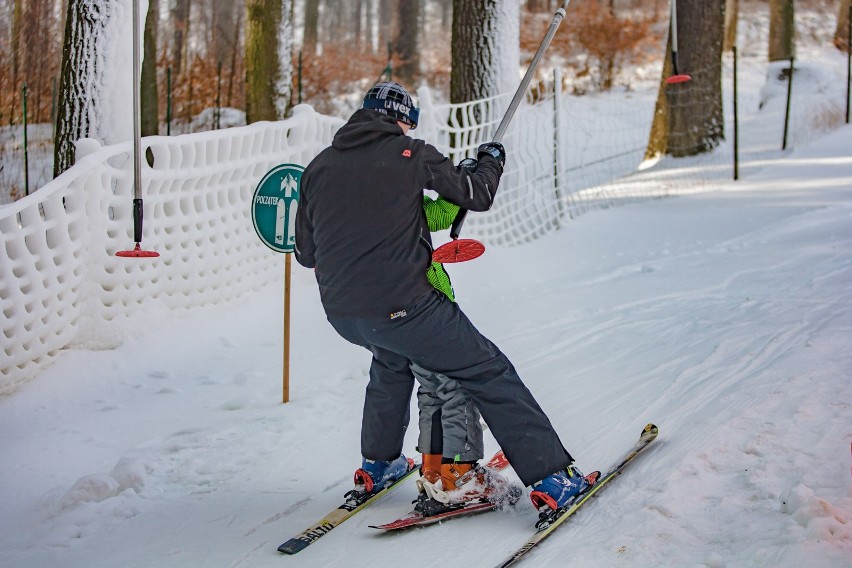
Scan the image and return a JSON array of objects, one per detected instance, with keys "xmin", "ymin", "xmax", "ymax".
[{"xmin": 402, "ymin": 149, "xmax": 412, "ymax": 158}]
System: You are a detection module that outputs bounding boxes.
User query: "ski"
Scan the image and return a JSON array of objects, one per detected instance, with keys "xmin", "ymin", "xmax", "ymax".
[
  {"xmin": 494, "ymin": 423, "xmax": 659, "ymax": 568},
  {"xmin": 370, "ymin": 450, "xmax": 520, "ymax": 531},
  {"xmin": 370, "ymin": 498, "xmax": 510, "ymax": 530},
  {"xmin": 277, "ymin": 459, "xmax": 419, "ymax": 554}
]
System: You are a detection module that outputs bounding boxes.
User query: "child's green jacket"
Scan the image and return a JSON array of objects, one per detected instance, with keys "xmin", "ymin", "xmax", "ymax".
[{"xmin": 423, "ymin": 195, "xmax": 459, "ymax": 302}]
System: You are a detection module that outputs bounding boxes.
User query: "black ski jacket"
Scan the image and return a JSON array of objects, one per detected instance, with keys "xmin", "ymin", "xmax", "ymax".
[{"xmin": 294, "ymin": 108, "xmax": 503, "ymax": 318}]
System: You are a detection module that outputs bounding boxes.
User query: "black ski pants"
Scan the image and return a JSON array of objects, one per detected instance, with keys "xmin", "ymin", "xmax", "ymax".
[{"xmin": 327, "ymin": 290, "xmax": 573, "ymax": 486}]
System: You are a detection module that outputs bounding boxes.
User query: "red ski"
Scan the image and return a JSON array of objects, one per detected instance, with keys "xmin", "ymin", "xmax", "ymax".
[{"xmin": 370, "ymin": 500, "xmax": 502, "ymax": 530}]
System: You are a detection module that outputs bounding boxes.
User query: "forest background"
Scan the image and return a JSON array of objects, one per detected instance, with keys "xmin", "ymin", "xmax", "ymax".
[{"xmin": 0, "ymin": 0, "xmax": 850, "ymax": 204}]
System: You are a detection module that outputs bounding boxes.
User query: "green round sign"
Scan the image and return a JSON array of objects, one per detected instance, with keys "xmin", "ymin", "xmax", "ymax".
[{"xmin": 252, "ymin": 164, "xmax": 304, "ymax": 253}]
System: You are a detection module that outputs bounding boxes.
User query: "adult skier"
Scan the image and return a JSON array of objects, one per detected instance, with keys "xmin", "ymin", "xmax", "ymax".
[{"xmin": 294, "ymin": 81, "xmax": 588, "ymax": 514}]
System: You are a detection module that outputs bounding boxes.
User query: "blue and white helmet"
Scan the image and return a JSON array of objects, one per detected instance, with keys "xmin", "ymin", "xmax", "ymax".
[{"xmin": 362, "ymin": 81, "xmax": 419, "ymax": 129}]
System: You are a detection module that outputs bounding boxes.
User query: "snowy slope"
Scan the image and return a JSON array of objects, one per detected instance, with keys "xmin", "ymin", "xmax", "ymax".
[{"xmin": 1, "ymin": 121, "xmax": 850, "ymax": 567}]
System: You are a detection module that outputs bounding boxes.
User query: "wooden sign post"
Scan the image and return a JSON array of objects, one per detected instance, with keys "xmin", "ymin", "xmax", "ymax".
[{"xmin": 251, "ymin": 164, "xmax": 304, "ymax": 403}]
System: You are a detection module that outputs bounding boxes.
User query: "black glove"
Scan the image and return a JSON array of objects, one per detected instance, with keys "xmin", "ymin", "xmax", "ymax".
[
  {"xmin": 477, "ymin": 141, "xmax": 506, "ymax": 167},
  {"xmin": 457, "ymin": 157, "xmax": 478, "ymax": 172}
]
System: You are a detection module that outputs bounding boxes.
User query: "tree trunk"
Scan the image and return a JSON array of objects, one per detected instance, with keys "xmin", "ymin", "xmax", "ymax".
[
  {"xmin": 526, "ymin": 0, "xmax": 552, "ymax": 12},
  {"xmin": 723, "ymin": 0, "xmax": 738, "ymax": 52},
  {"xmin": 395, "ymin": 0, "xmax": 420, "ymax": 86},
  {"xmin": 835, "ymin": 0, "xmax": 851, "ymax": 52},
  {"xmin": 171, "ymin": 0, "xmax": 191, "ymax": 75},
  {"xmin": 768, "ymin": 0, "xmax": 794, "ymax": 62},
  {"xmin": 378, "ymin": 0, "xmax": 397, "ymax": 51},
  {"xmin": 228, "ymin": 7, "xmax": 243, "ymax": 107},
  {"xmin": 245, "ymin": 0, "xmax": 292, "ymax": 122},
  {"xmin": 354, "ymin": 0, "xmax": 364, "ymax": 47},
  {"xmin": 54, "ymin": 0, "xmax": 115, "ymax": 176},
  {"xmin": 645, "ymin": 0, "xmax": 725, "ymax": 159},
  {"xmin": 303, "ymin": 0, "xmax": 319, "ymax": 54},
  {"xmin": 325, "ymin": 0, "xmax": 346, "ymax": 42},
  {"xmin": 10, "ymin": 0, "xmax": 24, "ymax": 125},
  {"xmin": 141, "ymin": 0, "xmax": 159, "ymax": 136},
  {"xmin": 440, "ymin": 0, "xmax": 452, "ymax": 27},
  {"xmin": 451, "ymin": 0, "xmax": 519, "ymax": 103},
  {"xmin": 212, "ymin": 1, "xmax": 236, "ymax": 67},
  {"xmin": 23, "ymin": 0, "xmax": 53, "ymax": 123}
]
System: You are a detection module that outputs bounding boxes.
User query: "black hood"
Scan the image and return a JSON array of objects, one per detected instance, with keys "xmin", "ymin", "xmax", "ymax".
[{"xmin": 332, "ymin": 108, "xmax": 404, "ymax": 151}]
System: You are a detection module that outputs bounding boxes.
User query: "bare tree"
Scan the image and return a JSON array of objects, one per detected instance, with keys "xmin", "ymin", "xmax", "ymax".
[
  {"xmin": 378, "ymin": 0, "xmax": 397, "ymax": 49},
  {"xmin": 526, "ymin": 0, "xmax": 554, "ymax": 12},
  {"xmin": 212, "ymin": 1, "xmax": 237, "ymax": 67},
  {"xmin": 303, "ymin": 0, "xmax": 319, "ymax": 54},
  {"xmin": 438, "ymin": 0, "xmax": 452, "ymax": 27},
  {"xmin": 724, "ymin": 0, "xmax": 737, "ymax": 52},
  {"xmin": 245, "ymin": 0, "xmax": 293, "ymax": 122},
  {"xmin": 141, "ymin": 0, "xmax": 159, "ymax": 136},
  {"xmin": 451, "ymin": 0, "xmax": 520, "ymax": 103},
  {"xmin": 395, "ymin": 0, "xmax": 420, "ymax": 85},
  {"xmin": 22, "ymin": 0, "xmax": 50, "ymax": 123},
  {"xmin": 769, "ymin": 0, "xmax": 794, "ymax": 62},
  {"xmin": 54, "ymin": 0, "xmax": 116, "ymax": 176},
  {"xmin": 835, "ymin": 0, "xmax": 851, "ymax": 52},
  {"xmin": 171, "ymin": 0, "xmax": 192, "ymax": 75},
  {"xmin": 10, "ymin": 0, "xmax": 23, "ymax": 125},
  {"xmin": 645, "ymin": 0, "xmax": 725, "ymax": 159}
]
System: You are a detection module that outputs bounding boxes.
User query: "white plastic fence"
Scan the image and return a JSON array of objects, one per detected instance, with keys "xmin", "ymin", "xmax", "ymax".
[
  {"xmin": 1, "ymin": 105, "xmax": 343, "ymax": 394},
  {"xmin": 1, "ymin": 50, "xmax": 841, "ymax": 393},
  {"xmin": 415, "ymin": 69, "xmax": 676, "ymax": 248}
]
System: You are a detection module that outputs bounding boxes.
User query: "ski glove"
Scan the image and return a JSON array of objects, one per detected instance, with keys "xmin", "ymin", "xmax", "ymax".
[
  {"xmin": 457, "ymin": 157, "xmax": 478, "ymax": 172},
  {"xmin": 477, "ymin": 142, "xmax": 506, "ymax": 167}
]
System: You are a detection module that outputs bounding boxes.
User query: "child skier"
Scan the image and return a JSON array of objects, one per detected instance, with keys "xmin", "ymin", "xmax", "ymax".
[{"xmin": 412, "ymin": 191, "xmax": 515, "ymax": 515}]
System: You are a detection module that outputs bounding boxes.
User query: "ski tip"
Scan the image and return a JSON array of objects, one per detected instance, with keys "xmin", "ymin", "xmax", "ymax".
[
  {"xmin": 277, "ymin": 538, "xmax": 310, "ymax": 554},
  {"xmin": 585, "ymin": 470, "xmax": 602, "ymax": 486},
  {"xmin": 643, "ymin": 423, "xmax": 658, "ymax": 436},
  {"xmin": 486, "ymin": 449, "xmax": 510, "ymax": 470}
]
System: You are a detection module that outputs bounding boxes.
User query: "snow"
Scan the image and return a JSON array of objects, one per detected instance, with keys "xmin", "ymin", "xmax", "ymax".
[
  {"xmin": 1, "ymin": 115, "xmax": 851, "ymax": 566},
  {"xmin": 2, "ymin": 3, "xmax": 851, "ymax": 565}
]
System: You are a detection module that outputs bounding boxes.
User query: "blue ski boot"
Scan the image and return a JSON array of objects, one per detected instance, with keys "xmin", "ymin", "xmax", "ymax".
[
  {"xmin": 354, "ymin": 455, "xmax": 413, "ymax": 495},
  {"xmin": 529, "ymin": 464, "xmax": 590, "ymax": 511}
]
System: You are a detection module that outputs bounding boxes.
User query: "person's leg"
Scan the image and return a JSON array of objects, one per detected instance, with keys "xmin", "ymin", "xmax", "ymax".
[
  {"xmin": 363, "ymin": 293, "xmax": 573, "ymax": 486},
  {"xmin": 361, "ymin": 345, "xmax": 415, "ymax": 461},
  {"xmin": 413, "ymin": 372, "xmax": 444, "ymax": 457},
  {"xmin": 327, "ymin": 316, "xmax": 414, "ymax": 462},
  {"xmin": 412, "ymin": 363, "xmax": 483, "ymax": 463},
  {"xmin": 412, "ymin": 373, "xmax": 444, "ymax": 486}
]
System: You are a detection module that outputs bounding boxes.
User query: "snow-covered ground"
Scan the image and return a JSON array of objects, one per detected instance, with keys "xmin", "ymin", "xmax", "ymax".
[{"xmin": 1, "ymin": 118, "xmax": 850, "ymax": 566}]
